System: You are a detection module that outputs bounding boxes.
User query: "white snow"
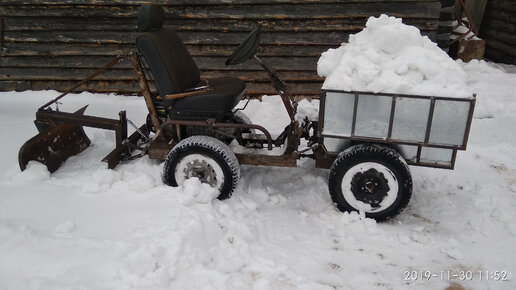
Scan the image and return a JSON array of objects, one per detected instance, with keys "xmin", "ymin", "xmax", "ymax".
[
  {"xmin": 452, "ymin": 20, "xmax": 480, "ymax": 41},
  {"xmin": 1, "ymin": 21, "xmax": 516, "ymax": 289},
  {"xmin": 318, "ymin": 15, "xmax": 473, "ymax": 98},
  {"xmin": 1, "ymin": 60, "xmax": 515, "ymax": 289}
]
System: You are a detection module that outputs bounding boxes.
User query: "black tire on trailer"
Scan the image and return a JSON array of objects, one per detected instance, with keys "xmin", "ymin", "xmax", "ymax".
[
  {"xmin": 328, "ymin": 143, "xmax": 412, "ymax": 221},
  {"xmin": 163, "ymin": 136, "xmax": 240, "ymax": 200}
]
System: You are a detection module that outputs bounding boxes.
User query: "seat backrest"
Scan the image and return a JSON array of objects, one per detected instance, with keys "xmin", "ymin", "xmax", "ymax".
[{"xmin": 136, "ymin": 5, "xmax": 200, "ymax": 96}]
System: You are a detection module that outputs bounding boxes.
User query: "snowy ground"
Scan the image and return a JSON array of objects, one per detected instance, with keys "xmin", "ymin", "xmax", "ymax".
[{"xmin": 0, "ymin": 60, "xmax": 515, "ymax": 290}]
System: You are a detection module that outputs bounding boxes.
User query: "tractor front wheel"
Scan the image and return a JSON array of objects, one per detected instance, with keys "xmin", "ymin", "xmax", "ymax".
[{"xmin": 163, "ymin": 136, "xmax": 240, "ymax": 200}]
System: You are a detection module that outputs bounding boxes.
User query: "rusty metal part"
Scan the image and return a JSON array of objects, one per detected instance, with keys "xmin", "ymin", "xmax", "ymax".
[
  {"xmin": 253, "ymin": 55, "xmax": 296, "ymax": 122},
  {"xmin": 146, "ymin": 140, "xmax": 297, "ymax": 168},
  {"xmin": 457, "ymin": 39, "xmax": 485, "ymax": 62},
  {"xmin": 102, "ymin": 125, "xmax": 149, "ymax": 169},
  {"xmin": 20, "ymin": 104, "xmax": 133, "ymax": 172},
  {"xmin": 18, "ymin": 53, "xmax": 163, "ymax": 173},
  {"xmin": 147, "ymin": 120, "xmax": 305, "ymax": 168},
  {"xmin": 160, "ymin": 119, "xmax": 275, "ymax": 150},
  {"xmin": 36, "ymin": 108, "xmax": 128, "ymax": 146},
  {"xmin": 131, "ymin": 53, "xmax": 161, "ymax": 134},
  {"xmin": 19, "ymin": 107, "xmax": 92, "ymax": 173},
  {"xmin": 235, "ymin": 153, "xmax": 297, "ymax": 167},
  {"xmin": 450, "ymin": 0, "xmax": 485, "ymax": 62},
  {"xmin": 450, "ymin": 0, "xmax": 479, "ymax": 46}
]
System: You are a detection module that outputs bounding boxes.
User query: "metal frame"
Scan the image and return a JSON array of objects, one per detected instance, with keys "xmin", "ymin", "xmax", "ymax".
[
  {"xmin": 31, "ymin": 54, "xmax": 135, "ymax": 170},
  {"xmin": 23, "ymin": 52, "xmax": 476, "ymax": 172},
  {"xmin": 318, "ymin": 89, "xmax": 476, "ymax": 169},
  {"xmin": 132, "ymin": 52, "xmax": 301, "ymax": 168},
  {"xmin": 23, "ymin": 52, "xmax": 303, "ymax": 170}
]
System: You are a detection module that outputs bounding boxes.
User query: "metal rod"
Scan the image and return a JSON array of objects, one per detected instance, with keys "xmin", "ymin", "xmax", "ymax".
[
  {"xmin": 424, "ymin": 98, "xmax": 436, "ymax": 143},
  {"xmin": 39, "ymin": 54, "xmax": 127, "ymax": 110},
  {"xmin": 449, "ymin": 0, "xmax": 479, "ymax": 45},
  {"xmin": 127, "ymin": 118, "xmax": 150, "ymax": 142},
  {"xmin": 36, "ymin": 110, "xmax": 123, "ymax": 131},
  {"xmin": 116, "ymin": 111, "xmax": 127, "ymax": 147},
  {"xmin": 407, "ymin": 160, "xmax": 453, "ymax": 170},
  {"xmin": 416, "ymin": 145, "xmax": 422, "ymax": 164},
  {"xmin": 162, "ymin": 119, "xmax": 274, "ymax": 150},
  {"xmin": 131, "ymin": 53, "xmax": 162, "ymax": 135},
  {"xmin": 387, "ymin": 95, "xmax": 397, "ymax": 140},
  {"xmin": 213, "ymin": 128, "xmax": 236, "ymax": 139},
  {"xmin": 253, "ymin": 55, "xmax": 295, "ymax": 121},
  {"xmin": 321, "ymin": 89, "xmax": 474, "ymax": 103},
  {"xmin": 450, "ymin": 149, "xmax": 458, "ymax": 170},
  {"xmin": 319, "ymin": 134, "xmax": 463, "ymax": 150},
  {"xmin": 175, "ymin": 124, "xmax": 182, "ymax": 142},
  {"xmin": 350, "ymin": 92, "xmax": 359, "ymax": 137},
  {"xmin": 461, "ymin": 94, "xmax": 476, "ymax": 150},
  {"xmin": 318, "ymin": 91, "xmax": 326, "ymax": 137}
]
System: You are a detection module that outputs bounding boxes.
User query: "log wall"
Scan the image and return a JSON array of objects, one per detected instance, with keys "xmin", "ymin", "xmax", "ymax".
[
  {"xmin": 0, "ymin": 0, "xmax": 442, "ymax": 97},
  {"xmin": 479, "ymin": 0, "xmax": 516, "ymax": 64}
]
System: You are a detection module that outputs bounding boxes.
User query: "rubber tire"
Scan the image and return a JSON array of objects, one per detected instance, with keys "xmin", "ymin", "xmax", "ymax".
[
  {"xmin": 163, "ymin": 136, "xmax": 240, "ymax": 200},
  {"xmin": 328, "ymin": 143, "xmax": 412, "ymax": 221},
  {"xmin": 232, "ymin": 111, "xmax": 255, "ymax": 134}
]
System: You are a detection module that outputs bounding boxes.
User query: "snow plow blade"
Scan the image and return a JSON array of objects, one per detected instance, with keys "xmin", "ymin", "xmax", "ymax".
[
  {"xmin": 18, "ymin": 123, "xmax": 91, "ymax": 173},
  {"xmin": 18, "ymin": 103, "xmax": 140, "ymax": 173}
]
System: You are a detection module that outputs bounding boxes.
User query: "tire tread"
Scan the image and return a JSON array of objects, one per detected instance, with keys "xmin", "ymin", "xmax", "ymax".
[
  {"xmin": 163, "ymin": 136, "xmax": 240, "ymax": 199},
  {"xmin": 328, "ymin": 143, "xmax": 412, "ymax": 221}
]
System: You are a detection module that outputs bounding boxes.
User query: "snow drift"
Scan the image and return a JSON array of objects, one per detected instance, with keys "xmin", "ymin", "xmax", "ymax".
[{"xmin": 317, "ymin": 15, "xmax": 473, "ymax": 98}]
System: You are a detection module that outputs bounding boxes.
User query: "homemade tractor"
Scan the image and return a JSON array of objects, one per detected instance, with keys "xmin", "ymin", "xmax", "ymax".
[{"xmin": 19, "ymin": 5, "xmax": 475, "ymax": 221}]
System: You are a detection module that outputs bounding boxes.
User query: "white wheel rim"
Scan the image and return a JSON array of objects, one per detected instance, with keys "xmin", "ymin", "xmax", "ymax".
[
  {"xmin": 341, "ymin": 162, "xmax": 398, "ymax": 213},
  {"xmin": 175, "ymin": 154, "xmax": 225, "ymax": 191}
]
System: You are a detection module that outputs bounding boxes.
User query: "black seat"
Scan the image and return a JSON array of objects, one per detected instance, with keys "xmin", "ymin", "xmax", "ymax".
[{"xmin": 136, "ymin": 4, "xmax": 245, "ymax": 120}]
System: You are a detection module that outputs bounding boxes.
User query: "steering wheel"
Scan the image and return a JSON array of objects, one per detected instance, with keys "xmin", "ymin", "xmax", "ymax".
[{"xmin": 225, "ymin": 26, "xmax": 261, "ymax": 66}]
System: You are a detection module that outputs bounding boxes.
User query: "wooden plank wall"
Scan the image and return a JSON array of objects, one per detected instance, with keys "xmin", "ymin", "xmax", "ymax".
[
  {"xmin": 0, "ymin": 0, "xmax": 441, "ymax": 98},
  {"xmin": 479, "ymin": 0, "xmax": 516, "ymax": 65}
]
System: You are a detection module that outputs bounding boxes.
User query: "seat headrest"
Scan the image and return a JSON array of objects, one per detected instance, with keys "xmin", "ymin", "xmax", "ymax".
[{"xmin": 137, "ymin": 4, "xmax": 165, "ymax": 32}]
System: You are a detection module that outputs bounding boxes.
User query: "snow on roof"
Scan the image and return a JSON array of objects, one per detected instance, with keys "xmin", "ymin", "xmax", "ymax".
[{"xmin": 317, "ymin": 14, "xmax": 473, "ymax": 99}]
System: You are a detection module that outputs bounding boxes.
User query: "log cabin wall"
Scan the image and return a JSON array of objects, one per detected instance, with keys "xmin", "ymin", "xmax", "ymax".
[
  {"xmin": 0, "ymin": 0, "xmax": 442, "ymax": 98},
  {"xmin": 479, "ymin": 0, "xmax": 516, "ymax": 65}
]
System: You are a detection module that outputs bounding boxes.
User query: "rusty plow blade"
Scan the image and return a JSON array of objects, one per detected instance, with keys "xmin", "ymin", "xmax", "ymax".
[{"xmin": 18, "ymin": 109, "xmax": 91, "ymax": 173}]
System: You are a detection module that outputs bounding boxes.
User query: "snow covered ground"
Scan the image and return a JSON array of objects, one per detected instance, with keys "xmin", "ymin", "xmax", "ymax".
[{"xmin": 0, "ymin": 59, "xmax": 515, "ymax": 290}]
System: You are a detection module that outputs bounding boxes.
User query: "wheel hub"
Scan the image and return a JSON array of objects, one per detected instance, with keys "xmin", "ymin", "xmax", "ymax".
[
  {"xmin": 350, "ymin": 168, "xmax": 390, "ymax": 208},
  {"xmin": 183, "ymin": 159, "xmax": 218, "ymax": 187}
]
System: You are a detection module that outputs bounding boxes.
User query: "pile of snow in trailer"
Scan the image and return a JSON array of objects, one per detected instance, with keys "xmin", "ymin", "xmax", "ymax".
[{"xmin": 317, "ymin": 15, "xmax": 476, "ymax": 168}]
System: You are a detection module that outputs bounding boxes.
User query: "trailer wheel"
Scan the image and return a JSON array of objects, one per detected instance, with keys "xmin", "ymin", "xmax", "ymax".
[
  {"xmin": 328, "ymin": 144, "xmax": 412, "ymax": 221},
  {"xmin": 163, "ymin": 136, "xmax": 240, "ymax": 200}
]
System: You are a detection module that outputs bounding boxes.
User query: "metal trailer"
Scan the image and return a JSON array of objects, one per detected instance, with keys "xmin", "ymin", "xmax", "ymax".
[{"xmin": 18, "ymin": 14, "xmax": 475, "ymax": 221}]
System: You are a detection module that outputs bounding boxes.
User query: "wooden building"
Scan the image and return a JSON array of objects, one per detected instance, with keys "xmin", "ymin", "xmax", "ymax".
[
  {"xmin": 480, "ymin": 0, "xmax": 516, "ymax": 64},
  {"xmin": 0, "ymin": 0, "xmax": 444, "ymax": 98}
]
